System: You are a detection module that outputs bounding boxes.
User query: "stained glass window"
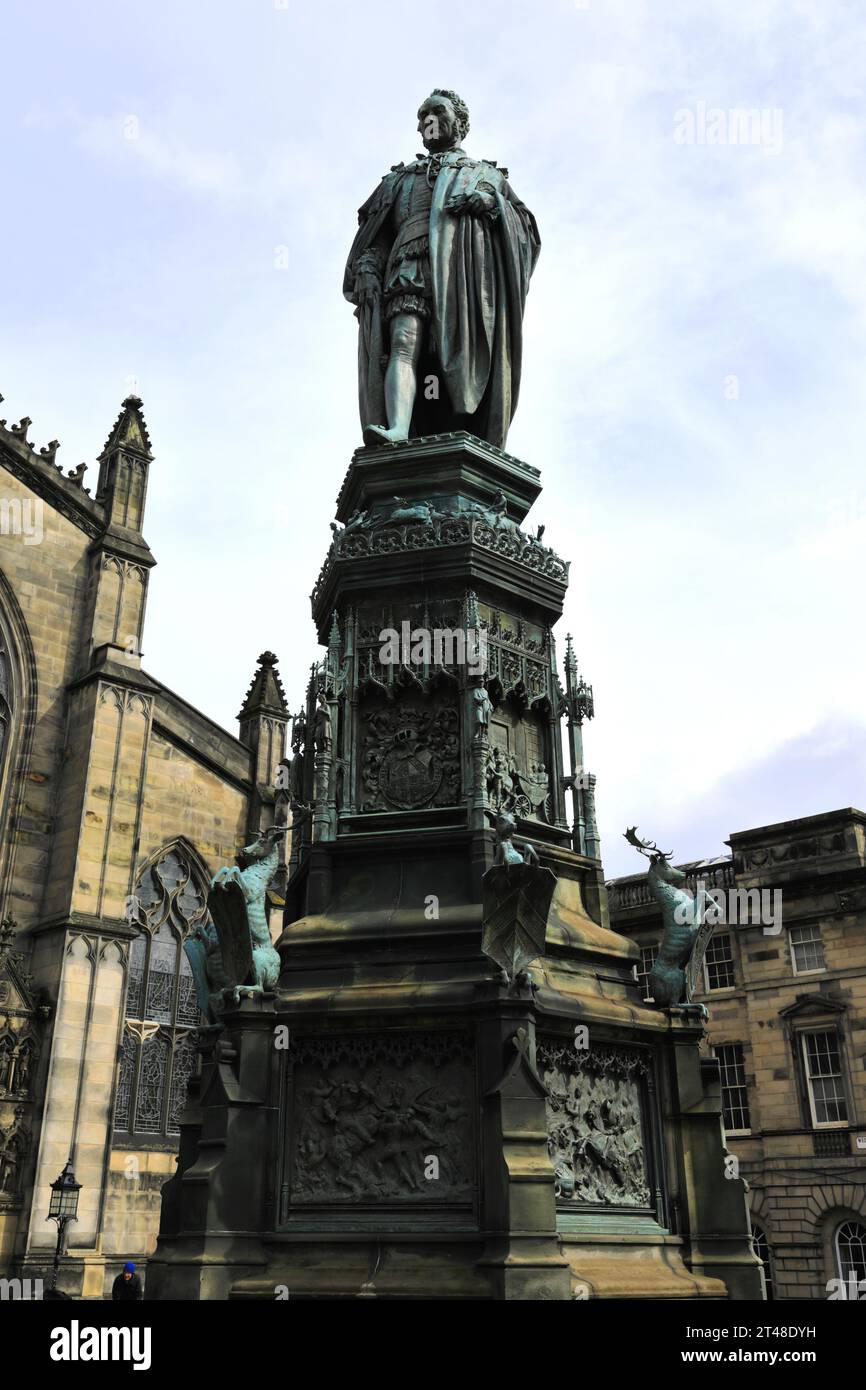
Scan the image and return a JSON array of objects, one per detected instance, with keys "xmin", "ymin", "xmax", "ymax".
[
  {"xmin": 114, "ymin": 847, "xmax": 208, "ymax": 1141},
  {"xmin": 114, "ymin": 1030, "xmax": 137, "ymax": 1131}
]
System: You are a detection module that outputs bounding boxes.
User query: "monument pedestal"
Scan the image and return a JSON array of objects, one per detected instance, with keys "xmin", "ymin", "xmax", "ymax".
[{"xmin": 147, "ymin": 435, "xmax": 762, "ymax": 1300}]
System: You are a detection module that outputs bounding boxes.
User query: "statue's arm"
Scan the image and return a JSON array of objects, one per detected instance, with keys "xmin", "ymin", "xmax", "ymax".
[
  {"xmin": 344, "ymin": 173, "xmax": 397, "ymax": 305},
  {"xmin": 446, "ymin": 163, "xmax": 502, "ymax": 219},
  {"xmin": 350, "ymin": 232, "xmax": 390, "ymax": 306},
  {"xmin": 447, "ymin": 166, "xmax": 537, "ymax": 238}
]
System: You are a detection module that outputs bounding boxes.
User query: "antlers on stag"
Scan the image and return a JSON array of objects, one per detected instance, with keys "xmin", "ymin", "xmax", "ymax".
[{"xmin": 623, "ymin": 826, "xmax": 672, "ymax": 863}]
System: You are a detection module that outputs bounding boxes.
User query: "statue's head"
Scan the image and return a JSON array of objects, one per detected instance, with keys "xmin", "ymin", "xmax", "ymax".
[
  {"xmin": 417, "ymin": 89, "xmax": 470, "ymax": 152},
  {"xmin": 496, "ymin": 811, "xmax": 516, "ymax": 841},
  {"xmin": 649, "ymin": 858, "xmax": 686, "ymax": 887},
  {"xmin": 238, "ymin": 825, "xmax": 286, "ymax": 865}
]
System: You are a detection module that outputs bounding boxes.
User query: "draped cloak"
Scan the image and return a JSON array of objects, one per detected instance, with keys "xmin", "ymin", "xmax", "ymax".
[{"xmin": 343, "ymin": 150, "xmax": 540, "ymax": 451}]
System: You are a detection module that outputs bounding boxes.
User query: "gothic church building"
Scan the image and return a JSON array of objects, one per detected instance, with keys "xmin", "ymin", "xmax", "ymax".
[{"xmin": 0, "ymin": 395, "xmax": 287, "ymax": 1296}]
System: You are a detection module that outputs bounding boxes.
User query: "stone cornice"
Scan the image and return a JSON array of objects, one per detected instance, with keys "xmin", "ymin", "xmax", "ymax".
[
  {"xmin": 29, "ymin": 913, "xmax": 139, "ymax": 940},
  {"xmin": 728, "ymin": 807, "xmax": 866, "ymax": 847},
  {"xmin": 87, "ymin": 522, "xmax": 156, "ymax": 568},
  {"xmin": 66, "ymin": 649, "xmax": 162, "ymax": 699}
]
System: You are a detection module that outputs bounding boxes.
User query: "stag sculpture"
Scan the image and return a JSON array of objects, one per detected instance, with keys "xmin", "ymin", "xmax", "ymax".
[{"xmin": 624, "ymin": 827, "xmax": 711, "ymax": 1019}]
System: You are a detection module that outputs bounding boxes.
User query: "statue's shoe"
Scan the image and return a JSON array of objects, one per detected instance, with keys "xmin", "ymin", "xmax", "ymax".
[{"xmin": 363, "ymin": 424, "xmax": 406, "ymax": 447}]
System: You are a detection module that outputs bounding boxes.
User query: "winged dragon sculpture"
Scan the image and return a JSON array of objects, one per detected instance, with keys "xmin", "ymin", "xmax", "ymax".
[{"xmin": 184, "ymin": 825, "xmax": 286, "ymax": 1022}]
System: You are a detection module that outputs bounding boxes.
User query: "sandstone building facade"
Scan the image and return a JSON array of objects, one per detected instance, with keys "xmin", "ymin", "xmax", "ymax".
[
  {"xmin": 0, "ymin": 395, "xmax": 287, "ymax": 1296},
  {"xmin": 609, "ymin": 809, "xmax": 866, "ymax": 1300}
]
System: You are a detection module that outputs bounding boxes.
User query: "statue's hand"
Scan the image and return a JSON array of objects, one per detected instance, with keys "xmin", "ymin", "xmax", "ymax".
[
  {"xmin": 446, "ymin": 189, "xmax": 497, "ymax": 218},
  {"xmin": 353, "ymin": 270, "xmax": 380, "ymax": 308},
  {"xmin": 353, "ymin": 251, "xmax": 382, "ymax": 307}
]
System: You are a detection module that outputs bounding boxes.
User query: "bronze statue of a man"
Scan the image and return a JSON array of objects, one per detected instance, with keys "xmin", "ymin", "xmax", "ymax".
[{"xmin": 344, "ymin": 90, "xmax": 540, "ymax": 450}]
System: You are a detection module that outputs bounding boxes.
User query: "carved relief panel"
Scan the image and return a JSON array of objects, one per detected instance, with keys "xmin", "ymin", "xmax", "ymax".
[
  {"xmin": 486, "ymin": 704, "xmax": 552, "ymax": 823},
  {"xmin": 356, "ymin": 597, "xmax": 465, "ymax": 691},
  {"xmin": 283, "ymin": 1033, "xmax": 476, "ymax": 1215},
  {"xmin": 477, "ymin": 601, "xmax": 552, "ymax": 708},
  {"xmin": 538, "ymin": 1039, "xmax": 653, "ymax": 1209},
  {"xmin": 359, "ymin": 697, "xmax": 461, "ymax": 812}
]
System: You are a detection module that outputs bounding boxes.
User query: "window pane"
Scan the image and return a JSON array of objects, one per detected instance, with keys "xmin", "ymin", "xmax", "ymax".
[
  {"xmin": 803, "ymin": 1030, "xmax": 848, "ymax": 1126},
  {"xmin": 752, "ymin": 1224, "xmax": 774, "ymax": 1300},
  {"xmin": 811, "ymin": 1077, "xmax": 847, "ymax": 1124},
  {"xmin": 836, "ymin": 1222, "xmax": 866, "ymax": 1284},
  {"xmin": 168, "ymin": 1035, "xmax": 198, "ymax": 1134},
  {"xmin": 638, "ymin": 945, "xmax": 658, "ymax": 1001},
  {"xmin": 791, "ymin": 924, "xmax": 825, "ymax": 973},
  {"xmin": 144, "ymin": 922, "xmax": 178, "ymax": 1024},
  {"xmin": 155, "ymin": 849, "xmax": 186, "ymax": 893},
  {"xmin": 126, "ymin": 935, "xmax": 147, "ymax": 1020},
  {"xmin": 177, "ymin": 878, "xmax": 206, "ymax": 924},
  {"xmin": 176, "ymin": 949, "xmax": 200, "ymax": 1027},
  {"xmin": 805, "ymin": 1031, "xmax": 840, "ymax": 1078},
  {"xmin": 114, "ymin": 1030, "xmax": 138, "ymax": 1131},
  {"xmin": 705, "ymin": 932, "xmax": 735, "ymax": 990},
  {"xmin": 715, "ymin": 1043, "xmax": 751, "ymax": 1131},
  {"xmin": 134, "ymin": 1033, "xmax": 170, "ymax": 1133}
]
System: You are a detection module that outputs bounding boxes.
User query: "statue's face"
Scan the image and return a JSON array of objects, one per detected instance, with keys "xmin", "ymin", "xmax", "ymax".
[{"xmin": 417, "ymin": 96, "xmax": 460, "ymax": 152}]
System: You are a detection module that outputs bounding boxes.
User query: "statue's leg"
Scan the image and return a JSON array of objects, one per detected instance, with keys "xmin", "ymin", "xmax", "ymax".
[{"xmin": 364, "ymin": 312, "xmax": 424, "ymax": 445}]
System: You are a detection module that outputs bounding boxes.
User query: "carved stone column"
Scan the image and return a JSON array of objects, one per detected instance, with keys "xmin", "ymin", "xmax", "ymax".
[
  {"xmin": 145, "ymin": 997, "xmax": 277, "ymax": 1301},
  {"xmin": 477, "ymin": 1019, "xmax": 572, "ymax": 1299},
  {"xmin": 584, "ymin": 773, "xmax": 601, "ymax": 859}
]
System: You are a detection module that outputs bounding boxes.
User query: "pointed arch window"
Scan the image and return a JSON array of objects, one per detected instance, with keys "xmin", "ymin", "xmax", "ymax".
[
  {"xmin": 0, "ymin": 644, "xmax": 10, "ymax": 769},
  {"xmin": 114, "ymin": 847, "xmax": 208, "ymax": 1141},
  {"xmin": 0, "ymin": 642, "xmax": 11, "ymax": 820}
]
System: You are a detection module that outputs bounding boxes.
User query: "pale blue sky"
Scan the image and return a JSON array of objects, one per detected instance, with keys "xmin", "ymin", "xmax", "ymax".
[{"xmin": 2, "ymin": 0, "xmax": 864, "ymax": 874}]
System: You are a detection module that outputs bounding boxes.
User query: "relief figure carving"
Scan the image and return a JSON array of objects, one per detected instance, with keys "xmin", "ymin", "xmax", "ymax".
[
  {"xmin": 289, "ymin": 1037, "xmax": 474, "ymax": 1205},
  {"xmin": 538, "ymin": 1043, "xmax": 651, "ymax": 1208}
]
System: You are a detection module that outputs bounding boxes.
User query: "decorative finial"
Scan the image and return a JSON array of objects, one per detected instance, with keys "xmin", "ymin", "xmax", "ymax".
[
  {"xmin": 236, "ymin": 652, "xmax": 287, "ymax": 722},
  {"xmin": 575, "ymin": 675, "xmax": 594, "ymax": 723}
]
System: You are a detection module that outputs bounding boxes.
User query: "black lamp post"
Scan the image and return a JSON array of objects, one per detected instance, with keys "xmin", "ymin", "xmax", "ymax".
[{"xmin": 47, "ymin": 1159, "xmax": 81, "ymax": 1290}]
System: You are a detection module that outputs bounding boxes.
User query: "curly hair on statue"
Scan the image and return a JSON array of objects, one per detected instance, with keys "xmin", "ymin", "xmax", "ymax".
[{"xmin": 430, "ymin": 88, "xmax": 470, "ymax": 140}]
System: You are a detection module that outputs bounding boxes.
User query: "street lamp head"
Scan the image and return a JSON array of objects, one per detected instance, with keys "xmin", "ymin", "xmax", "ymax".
[{"xmin": 48, "ymin": 1159, "xmax": 81, "ymax": 1223}]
